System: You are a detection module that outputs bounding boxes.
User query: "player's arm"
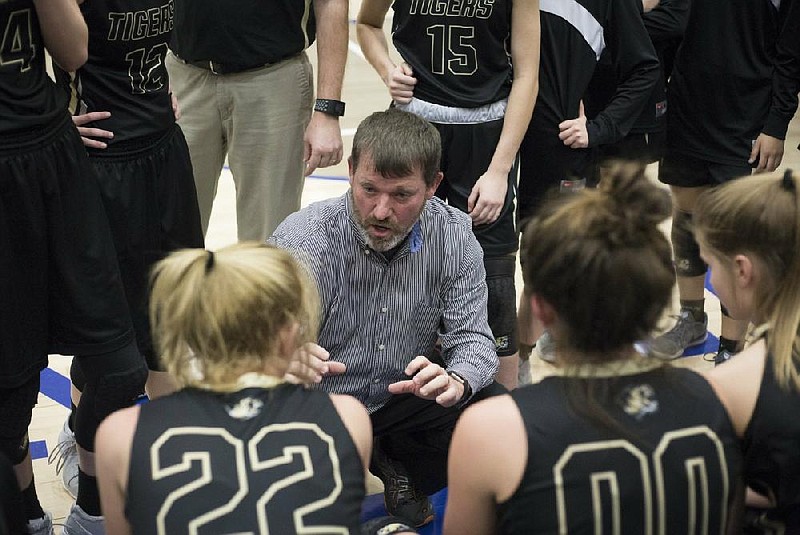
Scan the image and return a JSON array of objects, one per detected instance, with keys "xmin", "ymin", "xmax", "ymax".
[
  {"xmin": 304, "ymin": 0, "xmax": 348, "ymax": 176},
  {"xmin": 330, "ymin": 394, "xmax": 372, "ymax": 470},
  {"xmin": 468, "ymin": 0, "xmax": 540, "ymax": 225},
  {"xmin": 96, "ymin": 406, "xmax": 139, "ymax": 535},
  {"xmin": 32, "ymin": 0, "xmax": 87, "ymax": 71},
  {"xmin": 582, "ymin": 0, "xmax": 659, "ymax": 147},
  {"xmin": 443, "ymin": 395, "xmax": 526, "ymax": 535},
  {"xmin": 750, "ymin": 0, "xmax": 800, "ymax": 172},
  {"xmin": 357, "ymin": 0, "xmax": 417, "ymax": 103}
]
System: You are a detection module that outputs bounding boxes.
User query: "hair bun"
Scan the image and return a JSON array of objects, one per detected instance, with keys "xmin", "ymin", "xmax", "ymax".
[{"xmin": 599, "ymin": 162, "xmax": 672, "ymax": 227}]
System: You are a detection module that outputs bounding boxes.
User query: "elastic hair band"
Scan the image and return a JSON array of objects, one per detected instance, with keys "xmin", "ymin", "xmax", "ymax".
[
  {"xmin": 205, "ymin": 250, "xmax": 215, "ymax": 273},
  {"xmin": 782, "ymin": 169, "xmax": 796, "ymax": 192}
]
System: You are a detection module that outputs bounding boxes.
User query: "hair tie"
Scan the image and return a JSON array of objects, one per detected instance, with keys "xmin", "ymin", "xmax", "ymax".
[
  {"xmin": 205, "ymin": 250, "xmax": 215, "ymax": 273},
  {"xmin": 782, "ymin": 169, "xmax": 796, "ymax": 192}
]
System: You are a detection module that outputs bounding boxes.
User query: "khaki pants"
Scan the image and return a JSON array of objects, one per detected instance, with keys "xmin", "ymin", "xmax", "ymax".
[{"xmin": 166, "ymin": 52, "xmax": 314, "ymax": 242}]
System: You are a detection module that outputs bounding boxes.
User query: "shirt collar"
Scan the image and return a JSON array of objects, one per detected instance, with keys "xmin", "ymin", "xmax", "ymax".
[{"xmin": 345, "ymin": 190, "xmax": 425, "ymax": 255}]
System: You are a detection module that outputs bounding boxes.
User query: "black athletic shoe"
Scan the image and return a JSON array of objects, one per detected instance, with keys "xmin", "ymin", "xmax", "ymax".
[
  {"xmin": 714, "ymin": 347, "xmax": 734, "ymax": 366},
  {"xmin": 371, "ymin": 444, "xmax": 434, "ymax": 527}
]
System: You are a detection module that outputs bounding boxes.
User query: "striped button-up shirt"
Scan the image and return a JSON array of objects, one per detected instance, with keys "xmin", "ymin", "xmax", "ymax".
[{"xmin": 270, "ymin": 193, "xmax": 498, "ymax": 412}]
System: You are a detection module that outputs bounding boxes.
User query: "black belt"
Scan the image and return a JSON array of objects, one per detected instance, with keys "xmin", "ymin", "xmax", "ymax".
[{"xmin": 176, "ymin": 54, "xmax": 277, "ymax": 75}]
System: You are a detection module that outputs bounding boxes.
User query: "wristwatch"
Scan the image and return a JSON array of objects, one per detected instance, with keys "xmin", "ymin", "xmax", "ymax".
[
  {"xmin": 448, "ymin": 371, "xmax": 472, "ymax": 403},
  {"xmin": 314, "ymin": 98, "xmax": 346, "ymax": 117}
]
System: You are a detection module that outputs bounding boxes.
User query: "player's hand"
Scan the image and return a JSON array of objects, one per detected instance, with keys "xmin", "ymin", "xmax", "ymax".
[
  {"xmin": 386, "ymin": 62, "xmax": 417, "ymax": 104},
  {"xmin": 467, "ymin": 168, "xmax": 507, "ymax": 226},
  {"xmin": 303, "ymin": 112, "xmax": 344, "ymax": 177},
  {"xmin": 388, "ymin": 356, "xmax": 464, "ymax": 408},
  {"xmin": 558, "ymin": 101, "xmax": 589, "ymax": 149},
  {"xmin": 749, "ymin": 133, "xmax": 784, "ymax": 172},
  {"xmin": 169, "ymin": 89, "xmax": 181, "ymax": 121},
  {"xmin": 72, "ymin": 111, "xmax": 113, "ymax": 149},
  {"xmin": 284, "ymin": 342, "xmax": 347, "ymax": 385},
  {"xmin": 642, "ymin": 0, "xmax": 660, "ymax": 12}
]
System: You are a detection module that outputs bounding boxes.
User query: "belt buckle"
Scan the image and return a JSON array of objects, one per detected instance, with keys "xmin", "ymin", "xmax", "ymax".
[{"xmin": 209, "ymin": 61, "xmax": 220, "ymax": 75}]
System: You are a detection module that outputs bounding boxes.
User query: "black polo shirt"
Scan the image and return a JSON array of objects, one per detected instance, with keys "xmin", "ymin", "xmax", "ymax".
[{"xmin": 171, "ymin": 0, "xmax": 317, "ymax": 68}]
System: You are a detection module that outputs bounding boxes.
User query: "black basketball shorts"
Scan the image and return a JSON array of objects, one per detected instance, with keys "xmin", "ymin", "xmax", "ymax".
[
  {"xmin": 0, "ymin": 113, "xmax": 135, "ymax": 388},
  {"xmin": 89, "ymin": 124, "xmax": 204, "ymax": 370},
  {"xmin": 433, "ymin": 119, "xmax": 518, "ymax": 257},
  {"xmin": 659, "ymin": 150, "xmax": 751, "ymax": 188}
]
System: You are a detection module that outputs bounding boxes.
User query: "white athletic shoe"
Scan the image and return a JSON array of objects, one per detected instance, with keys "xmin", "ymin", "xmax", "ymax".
[
  {"xmin": 62, "ymin": 505, "xmax": 105, "ymax": 535},
  {"xmin": 26, "ymin": 512, "xmax": 54, "ymax": 535},
  {"xmin": 532, "ymin": 330, "xmax": 557, "ymax": 363},
  {"xmin": 48, "ymin": 416, "xmax": 79, "ymax": 498},
  {"xmin": 518, "ymin": 357, "xmax": 532, "ymax": 386}
]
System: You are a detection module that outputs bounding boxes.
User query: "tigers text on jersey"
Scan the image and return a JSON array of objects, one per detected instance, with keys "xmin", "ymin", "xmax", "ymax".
[
  {"xmin": 0, "ymin": 0, "xmax": 66, "ymax": 134},
  {"xmin": 56, "ymin": 0, "xmax": 175, "ymax": 146},
  {"xmin": 126, "ymin": 384, "xmax": 365, "ymax": 535},
  {"xmin": 497, "ymin": 365, "xmax": 741, "ymax": 534},
  {"xmin": 391, "ymin": 0, "xmax": 513, "ymax": 108}
]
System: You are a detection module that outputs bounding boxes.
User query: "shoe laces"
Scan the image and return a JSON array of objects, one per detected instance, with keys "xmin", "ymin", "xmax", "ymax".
[
  {"xmin": 48, "ymin": 437, "xmax": 77, "ymax": 477},
  {"xmin": 665, "ymin": 311, "xmax": 700, "ymax": 338}
]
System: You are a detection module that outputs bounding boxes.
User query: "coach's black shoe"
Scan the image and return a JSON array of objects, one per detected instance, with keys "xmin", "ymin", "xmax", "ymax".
[{"xmin": 371, "ymin": 445, "xmax": 434, "ymax": 527}]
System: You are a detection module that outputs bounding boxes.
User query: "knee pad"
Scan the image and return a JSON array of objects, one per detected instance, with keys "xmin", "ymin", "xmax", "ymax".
[
  {"xmin": 671, "ymin": 210, "xmax": 706, "ymax": 277},
  {"xmin": 0, "ymin": 377, "xmax": 39, "ymax": 464},
  {"xmin": 70, "ymin": 357, "xmax": 86, "ymax": 392},
  {"xmin": 484, "ymin": 255, "xmax": 518, "ymax": 356},
  {"xmin": 74, "ymin": 343, "xmax": 147, "ymax": 450},
  {"xmin": 0, "ymin": 434, "xmax": 29, "ymax": 465}
]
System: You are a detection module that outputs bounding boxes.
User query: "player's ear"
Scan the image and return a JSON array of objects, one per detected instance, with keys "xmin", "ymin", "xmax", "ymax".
[{"xmin": 529, "ymin": 294, "xmax": 557, "ymax": 328}]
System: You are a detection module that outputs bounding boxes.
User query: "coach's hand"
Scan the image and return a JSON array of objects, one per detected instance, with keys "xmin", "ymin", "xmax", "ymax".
[
  {"xmin": 388, "ymin": 356, "xmax": 464, "ymax": 408},
  {"xmin": 72, "ymin": 111, "xmax": 113, "ymax": 149},
  {"xmin": 285, "ymin": 342, "xmax": 347, "ymax": 385},
  {"xmin": 749, "ymin": 133, "xmax": 784, "ymax": 172},
  {"xmin": 386, "ymin": 62, "xmax": 416, "ymax": 105}
]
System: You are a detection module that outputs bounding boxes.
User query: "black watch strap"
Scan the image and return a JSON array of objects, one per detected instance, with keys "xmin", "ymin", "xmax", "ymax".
[
  {"xmin": 314, "ymin": 98, "xmax": 345, "ymax": 117},
  {"xmin": 448, "ymin": 371, "xmax": 472, "ymax": 402}
]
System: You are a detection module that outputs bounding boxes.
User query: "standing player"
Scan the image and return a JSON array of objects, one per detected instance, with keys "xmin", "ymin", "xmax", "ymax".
[
  {"xmin": 49, "ymin": 0, "xmax": 203, "ymax": 526},
  {"xmin": 699, "ymin": 170, "xmax": 800, "ymax": 532},
  {"xmin": 0, "ymin": 1, "xmax": 147, "ymax": 534},
  {"xmin": 95, "ymin": 243, "xmax": 371, "ymax": 535},
  {"xmin": 515, "ymin": 0, "xmax": 659, "ymax": 376},
  {"xmin": 583, "ymin": 0, "xmax": 689, "ymax": 171},
  {"xmin": 649, "ymin": 0, "xmax": 799, "ymax": 363},
  {"xmin": 357, "ymin": 0, "xmax": 541, "ymax": 391},
  {"xmin": 444, "ymin": 165, "xmax": 742, "ymax": 534}
]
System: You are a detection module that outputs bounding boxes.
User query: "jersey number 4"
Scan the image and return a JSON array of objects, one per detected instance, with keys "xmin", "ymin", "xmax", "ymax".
[
  {"xmin": 150, "ymin": 423, "xmax": 349, "ymax": 535},
  {"xmin": 426, "ymin": 24, "xmax": 477, "ymax": 76},
  {"xmin": 0, "ymin": 9, "xmax": 36, "ymax": 72}
]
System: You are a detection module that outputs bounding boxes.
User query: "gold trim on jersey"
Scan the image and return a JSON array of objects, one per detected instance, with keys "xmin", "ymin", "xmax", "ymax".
[
  {"xmin": 551, "ymin": 357, "xmax": 664, "ymax": 379},
  {"xmin": 300, "ymin": 0, "xmax": 312, "ymax": 49},
  {"xmin": 191, "ymin": 372, "xmax": 285, "ymax": 393}
]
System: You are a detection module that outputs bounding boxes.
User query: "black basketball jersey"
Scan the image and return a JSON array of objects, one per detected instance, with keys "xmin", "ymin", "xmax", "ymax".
[
  {"xmin": 55, "ymin": 0, "xmax": 175, "ymax": 146},
  {"xmin": 126, "ymin": 384, "xmax": 365, "ymax": 535},
  {"xmin": 668, "ymin": 0, "xmax": 797, "ymax": 165},
  {"xmin": 0, "ymin": 0, "xmax": 66, "ymax": 134},
  {"xmin": 390, "ymin": 0, "xmax": 512, "ymax": 108},
  {"xmin": 532, "ymin": 0, "xmax": 658, "ymax": 146},
  {"xmin": 497, "ymin": 363, "xmax": 741, "ymax": 534},
  {"xmin": 743, "ymin": 351, "xmax": 800, "ymax": 528}
]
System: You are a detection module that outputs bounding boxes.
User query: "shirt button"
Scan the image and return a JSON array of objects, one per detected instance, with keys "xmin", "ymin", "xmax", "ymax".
[
  {"xmin": 381, "ymin": 307, "xmax": 388, "ymax": 313},
  {"xmin": 378, "ymin": 344, "xmax": 385, "ymax": 350},
  {"xmin": 364, "ymin": 249, "xmax": 370, "ymax": 255},
  {"xmin": 372, "ymin": 377, "xmax": 381, "ymax": 384}
]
